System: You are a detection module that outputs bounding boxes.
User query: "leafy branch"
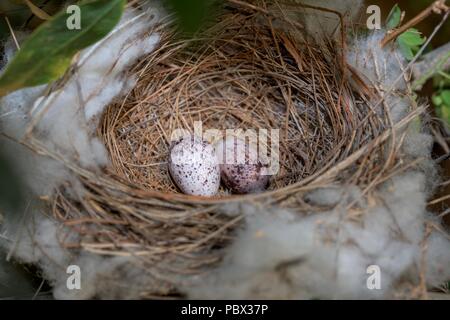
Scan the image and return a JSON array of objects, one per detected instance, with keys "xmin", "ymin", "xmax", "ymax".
[
  {"xmin": 0, "ymin": 0, "xmax": 126, "ymax": 97},
  {"xmin": 381, "ymin": 0, "xmax": 449, "ymax": 48}
]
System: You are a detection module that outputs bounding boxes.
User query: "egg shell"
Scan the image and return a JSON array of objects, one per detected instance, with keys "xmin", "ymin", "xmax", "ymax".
[
  {"xmin": 215, "ymin": 136, "xmax": 270, "ymax": 194},
  {"xmin": 169, "ymin": 135, "xmax": 220, "ymax": 196}
]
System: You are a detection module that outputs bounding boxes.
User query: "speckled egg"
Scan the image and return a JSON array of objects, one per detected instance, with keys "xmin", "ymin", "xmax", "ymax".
[
  {"xmin": 169, "ymin": 135, "xmax": 220, "ymax": 196},
  {"xmin": 215, "ymin": 136, "xmax": 270, "ymax": 194}
]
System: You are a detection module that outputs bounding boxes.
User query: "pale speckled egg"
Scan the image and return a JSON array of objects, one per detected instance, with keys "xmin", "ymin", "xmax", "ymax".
[
  {"xmin": 215, "ymin": 136, "xmax": 270, "ymax": 194},
  {"xmin": 169, "ymin": 135, "xmax": 220, "ymax": 196}
]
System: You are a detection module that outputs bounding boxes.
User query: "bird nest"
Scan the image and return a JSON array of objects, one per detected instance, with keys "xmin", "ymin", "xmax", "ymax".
[{"xmin": 47, "ymin": 1, "xmax": 418, "ymax": 296}]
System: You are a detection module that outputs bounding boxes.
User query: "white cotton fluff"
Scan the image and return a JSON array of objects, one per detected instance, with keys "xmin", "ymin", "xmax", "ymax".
[
  {"xmin": 1, "ymin": 1, "xmax": 449, "ymax": 300},
  {"xmin": 346, "ymin": 31, "xmax": 411, "ymax": 123},
  {"xmin": 346, "ymin": 31, "xmax": 408, "ymax": 89},
  {"xmin": 186, "ymin": 172, "xmax": 445, "ymax": 299},
  {"xmin": 0, "ymin": 88, "xmax": 70, "ymax": 197},
  {"xmin": 2, "ymin": 206, "xmax": 169, "ymax": 300},
  {"xmin": 27, "ymin": 9, "xmax": 160, "ymax": 169},
  {"xmin": 0, "ymin": 6, "xmax": 160, "ymax": 194},
  {"xmin": 184, "ymin": 29, "xmax": 450, "ymax": 299},
  {"xmin": 0, "ymin": 5, "xmax": 165, "ymax": 299},
  {"xmin": 425, "ymin": 231, "xmax": 450, "ymax": 287}
]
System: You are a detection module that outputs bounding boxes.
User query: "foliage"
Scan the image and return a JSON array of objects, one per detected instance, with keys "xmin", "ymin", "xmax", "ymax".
[
  {"xmin": 386, "ymin": 4, "xmax": 426, "ymax": 61},
  {"xmin": 386, "ymin": 4, "xmax": 449, "ymax": 127},
  {"xmin": 433, "ymin": 73, "xmax": 450, "ymax": 126},
  {"xmin": 0, "ymin": 0, "xmax": 125, "ymax": 97},
  {"xmin": 397, "ymin": 28, "xmax": 426, "ymax": 61},
  {"xmin": 0, "ymin": 1, "xmax": 66, "ymax": 41},
  {"xmin": 0, "ymin": 0, "xmax": 219, "ymax": 214},
  {"xmin": 166, "ymin": 0, "xmax": 218, "ymax": 35},
  {"xmin": 386, "ymin": 3, "xmax": 401, "ymax": 30}
]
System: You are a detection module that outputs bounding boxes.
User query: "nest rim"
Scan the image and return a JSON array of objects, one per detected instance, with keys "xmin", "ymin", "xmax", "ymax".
[
  {"xmin": 22, "ymin": 1, "xmax": 423, "ymax": 298},
  {"xmin": 99, "ymin": 1, "xmax": 386, "ymax": 205}
]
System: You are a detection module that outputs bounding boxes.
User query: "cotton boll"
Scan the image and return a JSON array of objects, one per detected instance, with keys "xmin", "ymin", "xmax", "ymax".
[{"xmin": 169, "ymin": 136, "xmax": 220, "ymax": 196}]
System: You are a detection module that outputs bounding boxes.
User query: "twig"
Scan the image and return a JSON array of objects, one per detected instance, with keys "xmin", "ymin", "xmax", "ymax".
[
  {"xmin": 4, "ymin": 16, "xmax": 20, "ymax": 50},
  {"xmin": 227, "ymin": 0, "xmax": 270, "ymax": 14},
  {"xmin": 370, "ymin": 10, "xmax": 450, "ymax": 119},
  {"xmin": 32, "ymin": 278, "xmax": 46, "ymax": 300},
  {"xmin": 381, "ymin": 0, "xmax": 449, "ymax": 48},
  {"xmin": 428, "ymin": 193, "xmax": 450, "ymax": 205},
  {"xmin": 412, "ymin": 42, "xmax": 450, "ymax": 89},
  {"xmin": 438, "ymin": 207, "xmax": 450, "ymax": 218},
  {"xmin": 6, "ymin": 199, "xmax": 32, "ymax": 262}
]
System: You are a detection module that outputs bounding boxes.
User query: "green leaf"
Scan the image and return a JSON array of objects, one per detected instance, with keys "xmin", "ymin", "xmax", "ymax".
[
  {"xmin": 434, "ymin": 90, "xmax": 450, "ymax": 126},
  {"xmin": 386, "ymin": 4, "xmax": 401, "ymax": 30},
  {"xmin": 397, "ymin": 37, "xmax": 414, "ymax": 61},
  {"xmin": 0, "ymin": 0, "xmax": 125, "ymax": 97},
  {"xmin": 166, "ymin": 0, "xmax": 217, "ymax": 34},
  {"xmin": 436, "ymin": 104, "xmax": 450, "ymax": 125},
  {"xmin": 441, "ymin": 90, "xmax": 450, "ymax": 106},
  {"xmin": 432, "ymin": 94, "xmax": 443, "ymax": 107},
  {"xmin": 399, "ymin": 28, "xmax": 426, "ymax": 46},
  {"xmin": 397, "ymin": 28, "xmax": 426, "ymax": 61}
]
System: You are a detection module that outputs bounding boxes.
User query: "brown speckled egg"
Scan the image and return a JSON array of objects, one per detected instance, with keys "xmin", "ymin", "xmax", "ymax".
[
  {"xmin": 215, "ymin": 136, "xmax": 270, "ymax": 194},
  {"xmin": 169, "ymin": 135, "xmax": 220, "ymax": 196}
]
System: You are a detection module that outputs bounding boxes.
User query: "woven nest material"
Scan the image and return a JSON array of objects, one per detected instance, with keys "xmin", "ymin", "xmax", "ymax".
[{"xmin": 47, "ymin": 1, "xmax": 419, "ymax": 295}]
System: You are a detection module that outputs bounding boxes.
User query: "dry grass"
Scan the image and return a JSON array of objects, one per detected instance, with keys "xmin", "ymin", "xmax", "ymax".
[
  {"xmin": 101, "ymin": 2, "xmax": 387, "ymax": 196},
  {"xmin": 39, "ymin": 0, "xmax": 421, "ymax": 296}
]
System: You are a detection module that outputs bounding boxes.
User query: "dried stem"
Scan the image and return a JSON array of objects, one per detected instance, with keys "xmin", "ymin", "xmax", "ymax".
[
  {"xmin": 380, "ymin": 0, "xmax": 449, "ymax": 48},
  {"xmin": 4, "ymin": 16, "xmax": 20, "ymax": 50}
]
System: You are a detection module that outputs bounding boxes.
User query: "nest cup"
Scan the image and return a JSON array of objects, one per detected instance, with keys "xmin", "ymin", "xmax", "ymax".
[
  {"xmin": 46, "ymin": 1, "xmax": 405, "ymax": 296},
  {"xmin": 102, "ymin": 3, "xmax": 388, "ymax": 194}
]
